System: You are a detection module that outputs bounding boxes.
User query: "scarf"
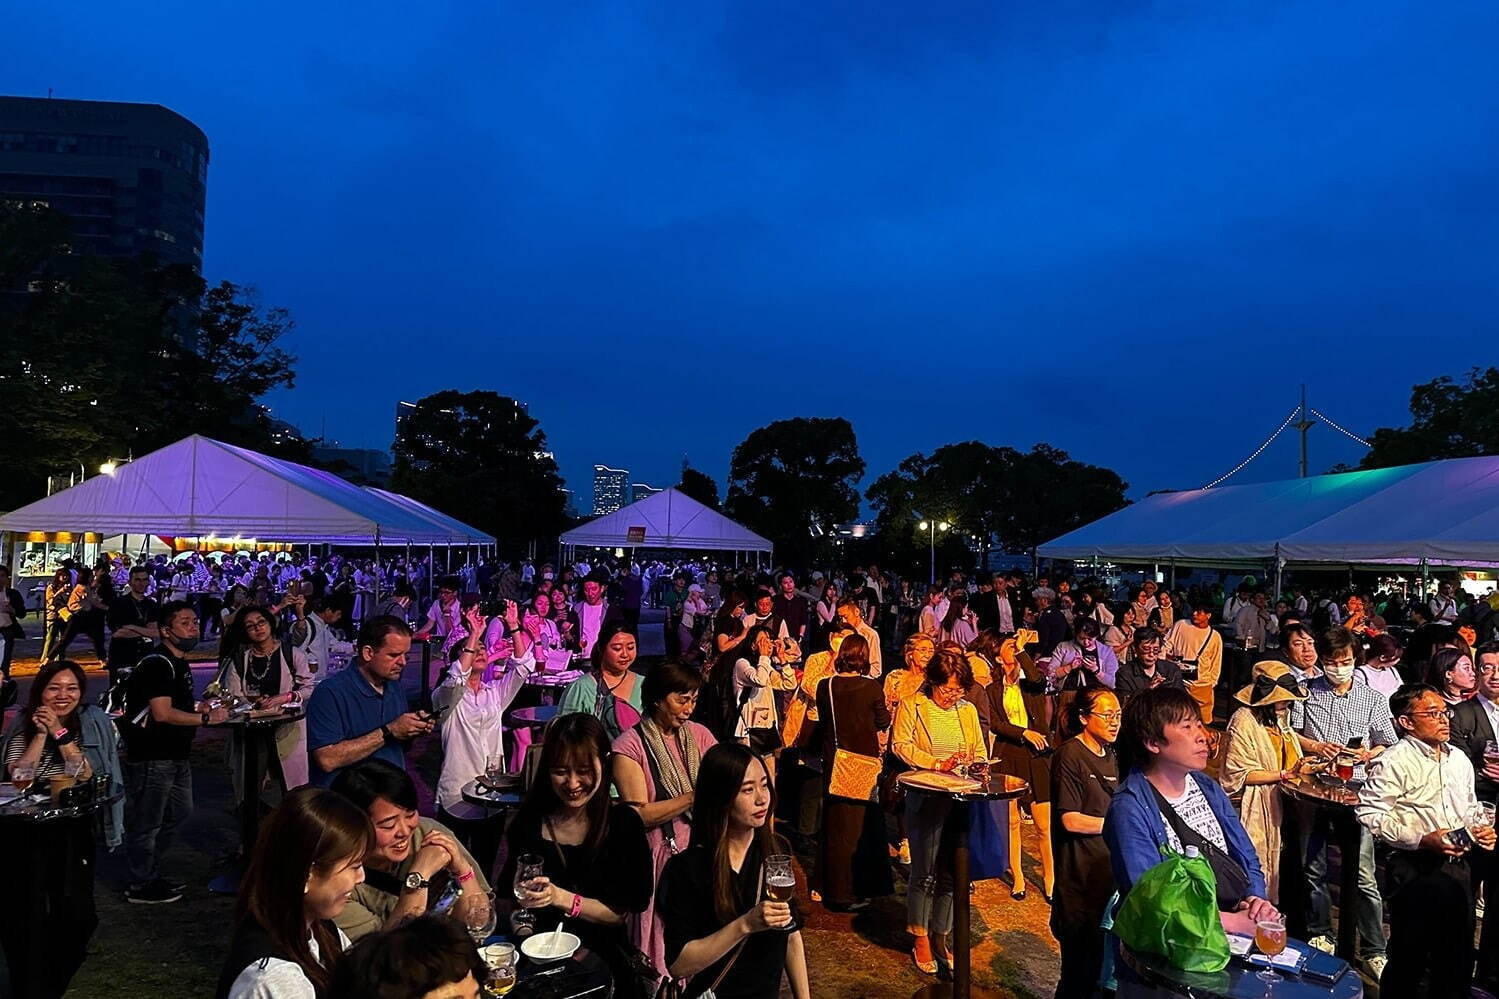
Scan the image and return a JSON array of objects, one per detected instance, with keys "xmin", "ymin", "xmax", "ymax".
[{"xmin": 637, "ymin": 714, "xmax": 700, "ymax": 801}]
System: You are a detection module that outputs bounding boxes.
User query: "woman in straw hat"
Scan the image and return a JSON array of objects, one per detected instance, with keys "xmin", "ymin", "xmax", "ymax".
[{"xmin": 1219, "ymin": 661, "xmax": 1309, "ymax": 902}]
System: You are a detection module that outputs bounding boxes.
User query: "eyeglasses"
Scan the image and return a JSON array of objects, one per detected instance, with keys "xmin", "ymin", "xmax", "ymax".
[
  {"xmin": 1087, "ymin": 711, "xmax": 1122, "ymax": 721},
  {"xmin": 1479, "ymin": 664, "xmax": 1499, "ymax": 676},
  {"xmin": 1405, "ymin": 708, "xmax": 1454, "ymax": 721}
]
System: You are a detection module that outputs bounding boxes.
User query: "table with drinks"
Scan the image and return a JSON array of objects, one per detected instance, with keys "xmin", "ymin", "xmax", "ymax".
[
  {"xmin": 205, "ymin": 701, "xmax": 307, "ymax": 894},
  {"xmin": 1119, "ymin": 935, "xmax": 1364, "ymax": 997},
  {"xmin": 898, "ymin": 764, "xmax": 1028, "ymax": 999},
  {"xmin": 1279, "ymin": 751, "xmax": 1367, "ymax": 961}
]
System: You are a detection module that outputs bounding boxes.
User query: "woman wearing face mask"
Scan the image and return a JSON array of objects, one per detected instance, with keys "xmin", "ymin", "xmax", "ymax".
[
  {"xmin": 656, "ymin": 742, "xmax": 811, "ymax": 999},
  {"xmin": 558, "ymin": 622, "xmax": 643, "ymax": 742},
  {"xmin": 503, "ymin": 713, "xmax": 651, "ymax": 991},
  {"xmin": 1427, "ymin": 647, "xmax": 1478, "ymax": 705},
  {"xmin": 892, "ymin": 646, "xmax": 988, "ymax": 975},
  {"xmin": 612, "ymin": 664, "xmax": 718, "ymax": 980},
  {"xmin": 1219, "ymin": 661, "xmax": 1308, "ymax": 903},
  {"xmin": 432, "ymin": 602, "xmax": 534, "ymax": 873},
  {"xmin": 1050, "ymin": 687, "xmax": 1122, "ymax": 999},
  {"xmin": 0, "ymin": 660, "xmax": 121, "ymax": 998},
  {"xmin": 218, "ymin": 787, "xmax": 372, "ymax": 998},
  {"xmin": 987, "ymin": 633, "xmax": 1056, "ymax": 902}
]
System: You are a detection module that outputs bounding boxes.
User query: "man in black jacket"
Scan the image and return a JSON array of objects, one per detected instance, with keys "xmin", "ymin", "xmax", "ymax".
[
  {"xmin": 971, "ymin": 572, "xmax": 1017, "ymax": 633},
  {"xmin": 1449, "ymin": 640, "xmax": 1499, "ymax": 991}
]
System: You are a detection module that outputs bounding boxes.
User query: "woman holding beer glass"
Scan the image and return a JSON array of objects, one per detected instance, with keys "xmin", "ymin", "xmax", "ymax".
[
  {"xmin": 987, "ymin": 633, "xmax": 1056, "ymax": 902},
  {"xmin": 1219, "ymin": 661, "xmax": 1308, "ymax": 903},
  {"xmin": 891, "ymin": 646, "xmax": 988, "ymax": 975},
  {"xmin": 656, "ymin": 742, "xmax": 810, "ymax": 999}
]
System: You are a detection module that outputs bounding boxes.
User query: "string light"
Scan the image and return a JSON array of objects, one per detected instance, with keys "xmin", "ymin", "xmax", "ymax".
[
  {"xmin": 1308, "ymin": 408, "xmax": 1372, "ymax": 448},
  {"xmin": 1201, "ymin": 408, "xmax": 1299, "ymax": 489}
]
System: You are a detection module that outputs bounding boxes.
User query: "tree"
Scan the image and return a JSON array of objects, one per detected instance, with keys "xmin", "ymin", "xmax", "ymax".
[
  {"xmin": 390, "ymin": 390, "xmax": 566, "ymax": 549},
  {"xmin": 0, "ymin": 203, "xmax": 307, "ymax": 508},
  {"xmin": 866, "ymin": 441, "xmax": 1129, "ymax": 573},
  {"xmin": 724, "ymin": 417, "xmax": 865, "ymax": 564},
  {"xmin": 1360, "ymin": 367, "xmax": 1499, "ymax": 469},
  {"xmin": 677, "ymin": 465, "xmax": 720, "ymax": 510}
]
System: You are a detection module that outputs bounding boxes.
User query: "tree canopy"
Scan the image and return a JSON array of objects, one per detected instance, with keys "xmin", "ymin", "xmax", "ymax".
[
  {"xmin": 677, "ymin": 465, "xmax": 720, "ymax": 510},
  {"xmin": 725, "ymin": 417, "xmax": 865, "ymax": 564},
  {"xmin": 390, "ymin": 390, "xmax": 565, "ymax": 548},
  {"xmin": 867, "ymin": 441, "xmax": 1129, "ymax": 572},
  {"xmin": 1359, "ymin": 367, "xmax": 1499, "ymax": 469}
]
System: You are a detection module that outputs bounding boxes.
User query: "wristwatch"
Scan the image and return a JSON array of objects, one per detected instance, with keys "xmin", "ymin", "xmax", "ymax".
[{"xmin": 404, "ymin": 872, "xmax": 431, "ymax": 892}]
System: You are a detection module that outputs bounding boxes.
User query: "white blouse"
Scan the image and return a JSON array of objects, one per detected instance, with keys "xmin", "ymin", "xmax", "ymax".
[{"xmin": 228, "ymin": 928, "xmax": 349, "ymax": 999}]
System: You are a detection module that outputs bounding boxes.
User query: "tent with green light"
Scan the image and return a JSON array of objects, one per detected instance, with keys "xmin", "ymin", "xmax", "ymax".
[{"xmin": 1038, "ymin": 456, "xmax": 1499, "ymax": 570}]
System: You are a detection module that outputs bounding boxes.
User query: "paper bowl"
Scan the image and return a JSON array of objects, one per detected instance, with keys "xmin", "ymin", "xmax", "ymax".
[{"xmin": 521, "ymin": 930, "xmax": 580, "ymax": 963}]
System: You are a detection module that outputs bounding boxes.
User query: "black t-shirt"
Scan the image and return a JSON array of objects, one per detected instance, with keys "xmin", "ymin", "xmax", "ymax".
[
  {"xmin": 107, "ymin": 594, "xmax": 159, "ymax": 668},
  {"xmin": 123, "ymin": 647, "xmax": 198, "ymax": 761},
  {"xmin": 657, "ymin": 840, "xmax": 796, "ymax": 999},
  {"xmin": 1050, "ymin": 738, "xmax": 1120, "ymax": 933}
]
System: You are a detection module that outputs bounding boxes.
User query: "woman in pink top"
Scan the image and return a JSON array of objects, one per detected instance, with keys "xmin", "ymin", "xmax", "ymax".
[{"xmin": 612, "ymin": 663, "xmax": 718, "ymax": 982}]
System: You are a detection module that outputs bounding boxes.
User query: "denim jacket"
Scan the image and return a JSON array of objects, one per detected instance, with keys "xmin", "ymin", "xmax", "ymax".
[
  {"xmin": 1103, "ymin": 768, "xmax": 1267, "ymax": 902},
  {"xmin": 4, "ymin": 704, "xmax": 123, "ymax": 849}
]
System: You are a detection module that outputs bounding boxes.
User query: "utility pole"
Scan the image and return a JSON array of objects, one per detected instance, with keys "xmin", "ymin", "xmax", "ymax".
[{"xmin": 1295, "ymin": 384, "xmax": 1316, "ymax": 478}]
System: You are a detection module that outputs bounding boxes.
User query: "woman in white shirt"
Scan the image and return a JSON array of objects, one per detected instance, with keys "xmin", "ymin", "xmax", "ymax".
[
  {"xmin": 731, "ymin": 624, "xmax": 799, "ymax": 777},
  {"xmin": 678, "ymin": 584, "xmax": 710, "ymax": 665},
  {"xmin": 432, "ymin": 602, "xmax": 533, "ymax": 873},
  {"xmin": 217, "ymin": 787, "xmax": 371, "ymax": 998}
]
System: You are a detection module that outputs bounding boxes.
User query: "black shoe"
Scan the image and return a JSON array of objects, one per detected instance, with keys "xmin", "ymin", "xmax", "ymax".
[
  {"xmin": 126, "ymin": 881, "xmax": 183, "ymax": 905},
  {"xmin": 159, "ymin": 876, "xmax": 187, "ymax": 896}
]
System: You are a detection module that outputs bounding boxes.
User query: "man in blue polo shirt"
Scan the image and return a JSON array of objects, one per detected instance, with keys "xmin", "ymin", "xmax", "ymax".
[{"xmin": 307, "ymin": 615, "xmax": 432, "ymax": 786}]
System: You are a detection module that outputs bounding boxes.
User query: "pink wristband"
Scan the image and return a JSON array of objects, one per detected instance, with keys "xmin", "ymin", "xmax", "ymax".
[
  {"xmin": 568, "ymin": 892, "xmax": 583, "ymax": 919},
  {"xmin": 455, "ymin": 869, "xmax": 474, "ymax": 884}
]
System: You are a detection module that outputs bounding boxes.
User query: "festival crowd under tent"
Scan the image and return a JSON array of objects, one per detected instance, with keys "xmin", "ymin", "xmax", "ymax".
[
  {"xmin": 1038, "ymin": 456, "xmax": 1499, "ymax": 583},
  {"xmin": 560, "ymin": 487, "xmax": 773, "ymax": 563}
]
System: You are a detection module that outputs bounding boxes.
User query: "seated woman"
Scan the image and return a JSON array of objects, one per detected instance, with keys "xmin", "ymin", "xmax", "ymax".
[
  {"xmin": 329, "ymin": 759, "xmax": 491, "ymax": 941},
  {"xmin": 501, "ymin": 712, "xmax": 652, "ymax": 988},
  {"xmin": 221, "ymin": 604, "xmax": 315, "ymax": 793},
  {"xmin": 612, "ymin": 664, "xmax": 718, "ymax": 980},
  {"xmin": 656, "ymin": 742, "xmax": 811, "ymax": 999},
  {"xmin": 891, "ymin": 645, "xmax": 989, "ymax": 975},
  {"xmin": 558, "ymin": 622, "xmax": 643, "ymax": 741},
  {"xmin": 326, "ymin": 915, "xmax": 486, "ymax": 999},
  {"xmin": 1219, "ymin": 661, "xmax": 1307, "ymax": 903},
  {"xmin": 1104, "ymin": 685, "xmax": 1279, "ymax": 947},
  {"xmin": 432, "ymin": 601, "xmax": 534, "ymax": 875},
  {"xmin": 218, "ymin": 787, "xmax": 372, "ymax": 998},
  {"xmin": 0, "ymin": 660, "xmax": 121, "ymax": 998}
]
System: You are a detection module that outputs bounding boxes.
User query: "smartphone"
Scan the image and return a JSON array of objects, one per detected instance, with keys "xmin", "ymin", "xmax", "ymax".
[
  {"xmin": 1449, "ymin": 826, "xmax": 1476, "ymax": 850},
  {"xmin": 1346, "ymin": 736, "xmax": 1363, "ymax": 750}
]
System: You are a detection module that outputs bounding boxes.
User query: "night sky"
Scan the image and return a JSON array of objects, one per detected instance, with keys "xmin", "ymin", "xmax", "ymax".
[{"xmin": 11, "ymin": 2, "xmax": 1499, "ymax": 510}]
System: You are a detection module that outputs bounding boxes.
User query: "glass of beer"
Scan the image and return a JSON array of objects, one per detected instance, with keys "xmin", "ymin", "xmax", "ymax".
[
  {"xmin": 1485, "ymin": 741, "xmax": 1499, "ymax": 770},
  {"xmin": 9, "ymin": 762, "xmax": 34, "ymax": 798},
  {"xmin": 764, "ymin": 853, "xmax": 796, "ymax": 931},
  {"xmin": 1254, "ymin": 919, "xmax": 1287, "ymax": 983},
  {"xmin": 1334, "ymin": 751, "xmax": 1356, "ymax": 782}
]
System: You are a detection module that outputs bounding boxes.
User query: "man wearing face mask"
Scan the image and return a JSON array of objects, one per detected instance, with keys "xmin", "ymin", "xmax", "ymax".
[
  {"xmin": 121, "ymin": 601, "xmax": 230, "ymax": 904},
  {"xmin": 1288, "ymin": 626, "xmax": 1396, "ymax": 972}
]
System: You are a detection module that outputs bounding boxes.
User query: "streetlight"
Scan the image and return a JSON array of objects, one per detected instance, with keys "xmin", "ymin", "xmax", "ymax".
[
  {"xmin": 99, "ymin": 461, "xmax": 117, "ymax": 476},
  {"xmin": 917, "ymin": 518, "xmax": 950, "ymax": 585}
]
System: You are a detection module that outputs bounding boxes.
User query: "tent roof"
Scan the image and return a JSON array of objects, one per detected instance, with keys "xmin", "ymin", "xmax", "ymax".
[
  {"xmin": 0, "ymin": 435, "xmax": 493, "ymax": 545},
  {"xmin": 560, "ymin": 489, "xmax": 771, "ymax": 553},
  {"xmin": 1038, "ymin": 456, "xmax": 1499, "ymax": 569}
]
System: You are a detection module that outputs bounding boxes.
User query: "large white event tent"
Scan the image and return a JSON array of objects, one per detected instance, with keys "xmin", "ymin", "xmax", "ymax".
[
  {"xmin": 0, "ymin": 435, "xmax": 493, "ymax": 546},
  {"xmin": 560, "ymin": 488, "xmax": 772, "ymax": 561},
  {"xmin": 1038, "ymin": 456, "xmax": 1499, "ymax": 571}
]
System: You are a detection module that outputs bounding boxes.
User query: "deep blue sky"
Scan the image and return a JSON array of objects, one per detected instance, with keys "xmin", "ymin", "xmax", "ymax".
[{"xmin": 11, "ymin": 2, "xmax": 1499, "ymax": 510}]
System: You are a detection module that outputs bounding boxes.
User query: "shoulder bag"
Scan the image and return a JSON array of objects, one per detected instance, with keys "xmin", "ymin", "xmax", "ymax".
[
  {"xmin": 1146, "ymin": 781, "xmax": 1252, "ymax": 910},
  {"xmin": 827, "ymin": 677, "xmax": 882, "ymax": 803}
]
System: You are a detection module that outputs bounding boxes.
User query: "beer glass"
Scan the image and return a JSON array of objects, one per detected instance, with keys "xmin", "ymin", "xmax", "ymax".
[{"xmin": 1254, "ymin": 919, "xmax": 1287, "ymax": 983}]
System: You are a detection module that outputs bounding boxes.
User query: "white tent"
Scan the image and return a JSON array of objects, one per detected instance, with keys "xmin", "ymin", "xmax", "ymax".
[
  {"xmin": 0, "ymin": 435, "xmax": 493, "ymax": 545},
  {"xmin": 560, "ymin": 488, "xmax": 772, "ymax": 555},
  {"xmin": 1038, "ymin": 455, "xmax": 1499, "ymax": 569}
]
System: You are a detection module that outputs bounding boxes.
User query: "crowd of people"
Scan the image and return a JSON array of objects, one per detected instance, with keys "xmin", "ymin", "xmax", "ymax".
[{"xmin": 5, "ymin": 549, "xmax": 1499, "ymax": 997}]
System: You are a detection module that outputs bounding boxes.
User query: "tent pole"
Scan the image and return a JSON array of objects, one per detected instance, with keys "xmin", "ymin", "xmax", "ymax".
[
  {"xmin": 373, "ymin": 528, "xmax": 382, "ymax": 604},
  {"xmin": 1169, "ymin": 560, "xmax": 1177, "ymax": 590},
  {"xmin": 429, "ymin": 543, "xmax": 436, "ymax": 603}
]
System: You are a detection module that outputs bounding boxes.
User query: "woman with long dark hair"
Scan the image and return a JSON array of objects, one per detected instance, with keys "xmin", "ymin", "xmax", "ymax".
[
  {"xmin": 1050, "ymin": 686, "xmax": 1122, "ymax": 999},
  {"xmin": 0, "ymin": 660, "xmax": 121, "ymax": 998},
  {"xmin": 937, "ymin": 592, "xmax": 976, "ymax": 647},
  {"xmin": 501, "ymin": 712, "xmax": 651, "ymax": 992},
  {"xmin": 656, "ymin": 743, "xmax": 811, "ymax": 999},
  {"xmin": 1427, "ymin": 646, "xmax": 1477, "ymax": 705},
  {"xmin": 558, "ymin": 622, "xmax": 643, "ymax": 741},
  {"xmin": 804, "ymin": 633, "xmax": 892, "ymax": 911},
  {"xmin": 221, "ymin": 604, "xmax": 314, "ymax": 794},
  {"xmin": 218, "ymin": 787, "xmax": 372, "ymax": 998}
]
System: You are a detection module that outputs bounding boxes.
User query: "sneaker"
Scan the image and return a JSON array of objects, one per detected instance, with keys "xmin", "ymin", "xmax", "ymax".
[
  {"xmin": 126, "ymin": 882, "xmax": 183, "ymax": 905},
  {"xmin": 1306, "ymin": 935, "xmax": 1335, "ymax": 955},
  {"xmin": 1364, "ymin": 954, "xmax": 1387, "ymax": 981}
]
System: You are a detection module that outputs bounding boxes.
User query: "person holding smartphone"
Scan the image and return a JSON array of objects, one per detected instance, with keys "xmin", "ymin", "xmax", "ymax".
[{"xmin": 1358, "ymin": 683, "xmax": 1497, "ymax": 996}]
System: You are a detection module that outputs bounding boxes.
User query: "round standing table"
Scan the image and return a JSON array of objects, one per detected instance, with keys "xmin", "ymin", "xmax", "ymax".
[
  {"xmin": 207, "ymin": 705, "xmax": 306, "ymax": 894},
  {"xmin": 898, "ymin": 770, "xmax": 1029, "ymax": 999},
  {"xmin": 461, "ymin": 777, "xmax": 524, "ymax": 812},
  {"xmin": 1118, "ymin": 942, "xmax": 1362, "ymax": 997},
  {"xmin": 1280, "ymin": 769, "xmax": 1363, "ymax": 961}
]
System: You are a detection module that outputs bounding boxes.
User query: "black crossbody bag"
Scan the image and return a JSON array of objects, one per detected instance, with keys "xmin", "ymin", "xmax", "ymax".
[{"xmin": 1148, "ymin": 782, "xmax": 1252, "ymax": 911}]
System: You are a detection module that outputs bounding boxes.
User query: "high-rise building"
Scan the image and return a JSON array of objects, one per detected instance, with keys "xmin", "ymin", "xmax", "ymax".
[
  {"xmin": 592, "ymin": 465, "xmax": 628, "ymax": 515},
  {"xmin": 0, "ymin": 96, "xmax": 208, "ymax": 270},
  {"xmin": 630, "ymin": 482, "xmax": 662, "ymax": 504}
]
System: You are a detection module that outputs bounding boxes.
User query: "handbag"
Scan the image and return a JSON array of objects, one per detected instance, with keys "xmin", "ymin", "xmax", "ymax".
[
  {"xmin": 1113, "ymin": 845, "xmax": 1232, "ymax": 974},
  {"xmin": 826, "ymin": 677, "xmax": 881, "ymax": 803},
  {"xmin": 967, "ymin": 797, "xmax": 1012, "ymax": 882}
]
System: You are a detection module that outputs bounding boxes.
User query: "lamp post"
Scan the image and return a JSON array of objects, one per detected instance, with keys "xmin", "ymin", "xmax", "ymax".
[{"xmin": 917, "ymin": 519, "xmax": 950, "ymax": 586}]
